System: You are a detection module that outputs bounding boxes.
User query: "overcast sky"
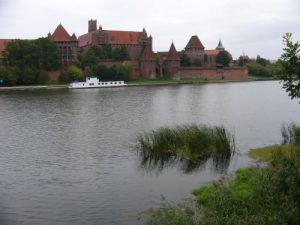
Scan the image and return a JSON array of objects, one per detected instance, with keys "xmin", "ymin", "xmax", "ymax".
[{"xmin": 0, "ymin": 0, "xmax": 299, "ymax": 59}]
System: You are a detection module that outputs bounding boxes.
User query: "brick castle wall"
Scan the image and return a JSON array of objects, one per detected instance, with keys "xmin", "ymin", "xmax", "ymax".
[{"xmin": 180, "ymin": 66, "xmax": 248, "ymax": 79}]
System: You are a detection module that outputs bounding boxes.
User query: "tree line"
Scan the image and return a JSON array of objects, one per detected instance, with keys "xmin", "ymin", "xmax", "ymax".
[
  {"xmin": 0, "ymin": 39, "xmax": 132, "ymax": 86},
  {"xmin": 0, "ymin": 38, "xmax": 60, "ymax": 85}
]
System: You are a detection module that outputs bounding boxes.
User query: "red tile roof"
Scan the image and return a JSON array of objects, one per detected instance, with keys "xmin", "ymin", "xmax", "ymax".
[
  {"xmin": 106, "ymin": 30, "xmax": 141, "ymax": 45},
  {"xmin": 204, "ymin": 49, "xmax": 221, "ymax": 56},
  {"xmin": 78, "ymin": 30, "xmax": 143, "ymax": 47},
  {"xmin": 185, "ymin": 35, "xmax": 204, "ymax": 49},
  {"xmin": 167, "ymin": 42, "xmax": 180, "ymax": 61},
  {"xmin": 0, "ymin": 39, "xmax": 12, "ymax": 58},
  {"xmin": 78, "ymin": 32, "xmax": 93, "ymax": 47},
  {"xmin": 49, "ymin": 24, "xmax": 72, "ymax": 42}
]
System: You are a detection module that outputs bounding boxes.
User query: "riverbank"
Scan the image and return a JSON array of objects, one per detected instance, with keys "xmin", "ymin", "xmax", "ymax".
[
  {"xmin": 0, "ymin": 76, "xmax": 278, "ymax": 91},
  {"xmin": 139, "ymin": 124, "xmax": 300, "ymax": 225}
]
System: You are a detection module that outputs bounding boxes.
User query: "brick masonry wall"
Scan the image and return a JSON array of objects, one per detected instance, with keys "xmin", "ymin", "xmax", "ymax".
[
  {"xmin": 48, "ymin": 71, "xmax": 61, "ymax": 83},
  {"xmin": 180, "ymin": 66, "xmax": 248, "ymax": 79}
]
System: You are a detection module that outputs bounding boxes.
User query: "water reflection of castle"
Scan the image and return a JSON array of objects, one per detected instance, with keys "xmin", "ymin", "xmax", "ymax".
[{"xmin": 47, "ymin": 19, "xmax": 247, "ymax": 80}]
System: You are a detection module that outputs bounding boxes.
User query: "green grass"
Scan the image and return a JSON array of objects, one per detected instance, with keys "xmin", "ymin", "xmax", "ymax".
[
  {"xmin": 141, "ymin": 148, "xmax": 300, "ymax": 225},
  {"xmin": 248, "ymin": 144, "xmax": 294, "ymax": 162},
  {"xmin": 139, "ymin": 123, "xmax": 300, "ymax": 225},
  {"xmin": 247, "ymin": 75, "xmax": 278, "ymax": 81},
  {"xmin": 47, "ymin": 83, "xmax": 68, "ymax": 89}
]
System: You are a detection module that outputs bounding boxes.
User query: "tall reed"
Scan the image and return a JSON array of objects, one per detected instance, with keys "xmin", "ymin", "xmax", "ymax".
[{"xmin": 137, "ymin": 125, "xmax": 235, "ymax": 160}]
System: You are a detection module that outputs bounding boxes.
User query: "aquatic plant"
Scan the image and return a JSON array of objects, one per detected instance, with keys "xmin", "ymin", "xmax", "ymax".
[
  {"xmin": 137, "ymin": 125, "xmax": 235, "ymax": 173},
  {"xmin": 137, "ymin": 125, "xmax": 235, "ymax": 160},
  {"xmin": 281, "ymin": 123, "xmax": 300, "ymax": 145}
]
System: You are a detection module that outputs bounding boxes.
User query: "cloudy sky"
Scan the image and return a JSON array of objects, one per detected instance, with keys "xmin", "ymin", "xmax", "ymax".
[{"xmin": 0, "ymin": 0, "xmax": 299, "ymax": 59}]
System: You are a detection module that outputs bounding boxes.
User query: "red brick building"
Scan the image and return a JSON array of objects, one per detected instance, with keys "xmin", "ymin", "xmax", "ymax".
[
  {"xmin": 48, "ymin": 24, "xmax": 78, "ymax": 67},
  {"xmin": 78, "ymin": 20, "xmax": 152, "ymax": 61}
]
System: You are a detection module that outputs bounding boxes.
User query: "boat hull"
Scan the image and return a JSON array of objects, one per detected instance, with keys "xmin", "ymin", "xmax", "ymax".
[{"xmin": 69, "ymin": 77, "xmax": 127, "ymax": 89}]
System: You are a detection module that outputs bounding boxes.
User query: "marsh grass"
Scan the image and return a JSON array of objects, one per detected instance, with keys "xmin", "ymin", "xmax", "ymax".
[
  {"xmin": 139, "ymin": 123, "xmax": 300, "ymax": 225},
  {"xmin": 137, "ymin": 125, "xmax": 235, "ymax": 160},
  {"xmin": 281, "ymin": 123, "xmax": 300, "ymax": 145}
]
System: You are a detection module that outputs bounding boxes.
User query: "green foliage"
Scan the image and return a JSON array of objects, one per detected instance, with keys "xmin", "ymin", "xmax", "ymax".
[
  {"xmin": 90, "ymin": 63, "xmax": 132, "ymax": 81},
  {"xmin": 0, "ymin": 66, "xmax": 18, "ymax": 86},
  {"xmin": 137, "ymin": 125, "xmax": 235, "ymax": 160},
  {"xmin": 78, "ymin": 45, "xmax": 130, "ymax": 70},
  {"xmin": 114, "ymin": 63, "xmax": 132, "ymax": 81},
  {"xmin": 1, "ymin": 38, "xmax": 59, "ymax": 86},
  {"xmin": 180, "ymin": 53, "xmax": 191, "ymax": 66},
  {"xmin": 139, "ymin": 200, "xmax": 200, "ymax": 225},
  {"xmin": 246, "ymin": 61, "xmax": 273, "ymax": 77},
  {"xmin": 191, "ymin": 58, "xmax": 202, "ymax": 66},
  {"xmin": 215, "ymin": 51, "xmax": 231, "ymax": 67},
  {"xmin": 112, "ymin": 46, "xmax": 130, "ymax": 61},
  {"xmin": 66, "ymin": 65, "xmax": 84, "ymax": 81},
  {"xmin": 281, "ymin": 123, "xmax": 300, "ymax": 145},
  {"xmin": 279, "ymin": 33, "xmax": 300, "ymax": 99},
  {"xmin": 144, "ymin": 123, "xmax": 300, "ymax": 225},
  {"xmin": 16, "ymin": 67, "xmax": 48, "ymax": 85},
  {"xmin": 3, "ymin": 38, "xmax": 60, "ymax": 70},
  {"xmin": 256, "ymin": 55, "xmax": 270, "ymax": 66},
  {"xmin": 204, "ymin": 54, "xmax": 208, "ymax": 63}
]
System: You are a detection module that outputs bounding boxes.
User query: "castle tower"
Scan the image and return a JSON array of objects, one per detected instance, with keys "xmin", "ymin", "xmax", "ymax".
[
  {"xmin": 48, "ymin": 24, "xmax": 78, "ymax": 67},
  {"xmin": 184, "ymin": 35, "xmax": 205, "ymax": 61},
  {"xmin": 140, "ymin": 45, "xmax": 156, "ymax": 78},
  {"xmin": 88, "ymin": 19, "xmax": 97, "ymax": 32},
  {"xmin": 216, "ymin": 40, "xmax": 225, "ymax": 50},
  {"xmin": 164, "ymin": 42, "xmax": 180, "ymax": 79}
]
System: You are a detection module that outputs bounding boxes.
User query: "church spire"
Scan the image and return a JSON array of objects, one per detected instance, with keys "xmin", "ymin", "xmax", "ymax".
[{"xmin": 216, "ymin": 40, "xmax": 225, "ymax": 50}]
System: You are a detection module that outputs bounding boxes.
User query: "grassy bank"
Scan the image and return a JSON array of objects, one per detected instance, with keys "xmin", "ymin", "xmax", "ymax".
[{"xmin": 139, "ymin": 124, "xmax": 300, "ymax": 225}]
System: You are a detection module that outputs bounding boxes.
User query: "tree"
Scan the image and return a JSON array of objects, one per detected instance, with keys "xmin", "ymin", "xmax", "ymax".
[
  {"xmin": 0, "ymin": 66, "xmax": 18, "ymax": 86},
  {"xmin": 112, "ymin": 46, "xmax": 130, "ymax": 61},
  {"xmin": 67, "ymin": 65, "xmax": 84, "ymax": 81},
  {"xmin": 280, "ymin": 33, "xmax": 300, "ymax": 100},
  {"xmin": 215, "ymin": 51, "xmax": 232, "ymax": 67},
  {"xmin": 3, "ymin": 38, "xmax": 60, "ymax": 70},
  {"xmin": 256, "ymin": 55, "xmax": 270, "ymax": 66},
  {"xmin": 180, "ymin": 53, "xmax": 191, "ymax": 66}
]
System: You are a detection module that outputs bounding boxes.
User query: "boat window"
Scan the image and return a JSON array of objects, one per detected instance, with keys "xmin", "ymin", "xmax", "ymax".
[
  {"xmin": 105, "ymin": 83, "xmax": 108, "ymax": 85},
  {"xmin": 98, "ymin": 83, "xmax": 100, "ymax": 85},
  {"xmin": 119, "ymin": 82, "xmax": 121, "ymax": 84},
  {"xmin": 83, "ymin": 84, "xmax": 85, "ymax": 86}
]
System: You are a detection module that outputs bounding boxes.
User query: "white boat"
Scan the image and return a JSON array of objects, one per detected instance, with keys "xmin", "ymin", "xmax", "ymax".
[{"xmin": 69, "ymin": 77, "xmax": 127, "ymax": 89}]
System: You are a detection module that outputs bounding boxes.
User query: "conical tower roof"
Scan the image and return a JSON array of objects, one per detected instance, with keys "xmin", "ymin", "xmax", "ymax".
[
  {"xmin": 216, "ymin": 40, "xmax": 225, "ymax": 50},
  {"xmin": 50, "ymin": 24, "xmax": 71, "ymax": 42},
  {"xmin": 141, "ymin": 45, "xmax": 155, "ymax": 60},
  {"xmin": 70, "ymin": 33, "xmax": 78, "ymax": 41},
  {"xmin": 167, "ymin": 42, "xmax": 180, "ymax": 61},
  {"xmin": 185, "ymin": 35, "xmax": 204, "ymax": 50}
]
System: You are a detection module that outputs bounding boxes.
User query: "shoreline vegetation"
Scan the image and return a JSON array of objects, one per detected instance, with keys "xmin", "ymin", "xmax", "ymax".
[
  {"xmin": 138, "ymin": 123, "xmax": 300, "ymax": 225},
  {"xmin": 137, "ymin": 125, "xmax": 235, "ymax": 173},
  {"xmin": 0, "ymin": 76, "xmax": 278, "ymax": 91}
]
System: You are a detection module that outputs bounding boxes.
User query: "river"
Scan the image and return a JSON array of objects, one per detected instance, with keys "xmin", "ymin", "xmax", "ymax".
[{"xmin": 0, "ymin": 81, "xmax": 299, "ymax": 225}]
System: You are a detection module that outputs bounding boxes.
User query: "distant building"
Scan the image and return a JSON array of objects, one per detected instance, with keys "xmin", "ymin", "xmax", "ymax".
[
  {"xmin": 0, "ymin": 20, "xmax": 247, "ymax": 81},
  {"xmin": 78, "ymin": 19, "xmax": 152, "ymax": 61},
  {"xmin": 48, "ymin": 24, "xmax": 78, "ymax": 67}
]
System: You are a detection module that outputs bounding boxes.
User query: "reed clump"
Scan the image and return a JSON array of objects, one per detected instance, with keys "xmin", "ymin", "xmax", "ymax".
[{"xmin": 137, "ymin": 125, "xmax": 235, "ymax": 160}]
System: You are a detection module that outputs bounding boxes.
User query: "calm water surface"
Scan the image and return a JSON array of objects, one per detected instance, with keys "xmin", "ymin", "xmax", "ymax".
[{"xmin": 0, "ymin": 81, "xmax": 299, "ymax": 225}]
